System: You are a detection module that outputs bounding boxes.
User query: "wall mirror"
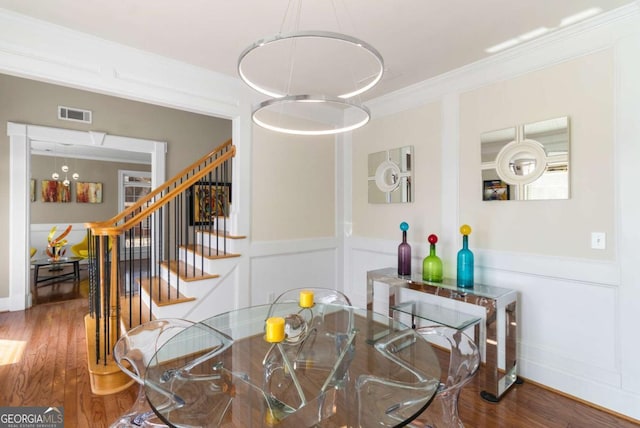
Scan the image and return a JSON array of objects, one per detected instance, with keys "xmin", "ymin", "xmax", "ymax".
[
  {"xmin": 480, "ymin": 116, "xmax": 570, "ymax": 201},
  {"xmin": 368, "ymin": 145, "xmax": 413, "ymax": 203}
]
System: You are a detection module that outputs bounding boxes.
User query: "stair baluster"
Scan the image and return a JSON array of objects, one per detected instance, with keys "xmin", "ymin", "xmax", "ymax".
[{"xmin": 83, "ymin": 140, "xmax": 236, "ymax": 395}]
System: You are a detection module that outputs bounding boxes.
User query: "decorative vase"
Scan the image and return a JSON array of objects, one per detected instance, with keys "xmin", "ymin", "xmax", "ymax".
[
  {"xmin": 457, "ymin": 224, "xmax": 474, "ymax": 288},
  {"xmin": 46, "ymin": 225, "xmax": 71, "ymax": 262},
  {"xmin": 51, "ymin": 246, "xmax": 60, "ymax": 262},
  {"xmin": 422, "ymin": 234, "xmax": 443, "ymax": 283},
  {"xmin": 397, "ymin": 222, "xmax": 412, "ymax": 276}
]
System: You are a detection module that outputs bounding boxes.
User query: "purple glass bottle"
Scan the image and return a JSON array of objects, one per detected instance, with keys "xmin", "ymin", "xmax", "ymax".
[{"xmin": 398, "ymin": 222, "xmax": 412, "ymax": 276}]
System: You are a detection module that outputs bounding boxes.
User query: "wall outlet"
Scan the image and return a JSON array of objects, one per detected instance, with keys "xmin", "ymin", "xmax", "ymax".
[{"xmin": 591, "ymin": 232, "xmax": 606, "ymax": 250}]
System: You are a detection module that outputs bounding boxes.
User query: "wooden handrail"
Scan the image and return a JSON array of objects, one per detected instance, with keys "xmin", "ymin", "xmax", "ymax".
[
  {"xmin": 116, "ymin": 146, "xmax": 235, "ymax": 233},
  {"xmin": 91, "ymin": 145, "xmax": 234, "ymax": 236},
  {"xmin": 89, "ymin": 138, "xmax": 232, "ymax": 229},
  {"xmin": 85, "ymin": 138, "xmax": 236, "ymax": 393}
]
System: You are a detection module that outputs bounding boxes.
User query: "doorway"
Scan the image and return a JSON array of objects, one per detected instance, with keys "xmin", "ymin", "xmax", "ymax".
[
  {"xmin": 119, "ymin": 170, "xmax": 152, "ymax": 258},
  {"xmin": 7, "ymin": 122, "xmax": 166, "ymax": 311}
]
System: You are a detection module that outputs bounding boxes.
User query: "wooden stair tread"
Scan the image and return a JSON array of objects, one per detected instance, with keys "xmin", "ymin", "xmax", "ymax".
[
  {"xmin": 139, "ymin": 276, "xmax": 196, "ymax": 306},
  {"xmin": 196, "ymin": 230, "xmax": 247, "ymax": 240},
  {"xmin": 181, "ymin": 244, "xmax": 241, "ymax": 260},
  {"xmin": 161, "ymin": 259, "xmax": 220, "ymax": 281},
  {"xmin": 119, "ymin": 294, "xmax": 153, "ymax": 331}
]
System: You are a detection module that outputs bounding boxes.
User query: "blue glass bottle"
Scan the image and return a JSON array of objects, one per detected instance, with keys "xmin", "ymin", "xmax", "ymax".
[
  {"xmin": 397, "ymin": 222, "xmax": 412, "ymax": 276},
  {"xmin": 457, "ymin": 224, "xmax": 474, "ymax": 288}
]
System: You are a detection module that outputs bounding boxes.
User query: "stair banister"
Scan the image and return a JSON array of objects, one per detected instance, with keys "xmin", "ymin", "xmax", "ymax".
[
  {"xmin": 95, "ymin": 138, "xmax": 232, "ymax": 228},
  {"xmin": 114, "ymin": 147, "xmax": 235, "ymax": 234},
  {"xmin": 84, "ymin": 139, "xmax": 235, "ymax": 396}
]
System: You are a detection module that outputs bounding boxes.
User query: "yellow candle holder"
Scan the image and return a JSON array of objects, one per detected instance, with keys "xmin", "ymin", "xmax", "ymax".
[
  {"xmin": 299, "ymin": 290, "xmax": 314, "ymax": 308},
  {"xmin": 265, "ymin": 317, "xmax": 285, "ymax": 343}
]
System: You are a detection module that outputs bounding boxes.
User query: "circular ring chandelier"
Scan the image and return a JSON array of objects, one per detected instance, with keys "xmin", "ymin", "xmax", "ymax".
[
  {"xmin": 252, "ymin": 95, "xmax": 371, "ymax": 136},
  {"xmin": 238, "ymin": 29, "xmax": 384, "ymax": 136},
  {"xmin": 238, "ymin": 30, "xmax": 384, "ymax": 99}
]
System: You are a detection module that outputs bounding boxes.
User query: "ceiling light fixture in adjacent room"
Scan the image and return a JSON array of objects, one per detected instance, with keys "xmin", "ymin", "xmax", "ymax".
[
  {"xmin": 50, "ymin": 143, "xmax": 79, "ymax": 187},
  {"xmin": 237, "ymin": 1, "xmax": 384, "ymax": 136}
]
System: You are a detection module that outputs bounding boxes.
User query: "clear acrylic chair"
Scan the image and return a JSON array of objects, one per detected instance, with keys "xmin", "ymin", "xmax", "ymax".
[
  {"xmin": 266, "ymin": 287, "xmax": 354, "ymax": 364},
  {"xmin": 270, "ymin": 287, "xmax": 352, "ymax": 307},
  {"xmin": 263, "ymin": 287, "xmax": 355, "ymax": 422},
  {"xmin": 266, "ymin": 287, "xmax": 353, "ymax": 342},
  {"xmin": 411, "ymin": 326, "xmax": 480, "ymax": 428},
  {"xmin": 110, "ymin": 318, "xmax": 195, "ymax": 428}
]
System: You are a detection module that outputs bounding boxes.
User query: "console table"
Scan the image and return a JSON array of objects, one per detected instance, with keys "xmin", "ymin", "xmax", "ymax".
[{"xmin": 367, "ymin": 267, "xmax": 518, "ymax": 402}]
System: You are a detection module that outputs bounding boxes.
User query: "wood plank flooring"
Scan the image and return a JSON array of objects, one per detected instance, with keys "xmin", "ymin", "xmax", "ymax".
[
  {"xmin": 0, "ymin": 298, "xmax": 136, "ymax": 427},
  {"xmin": 1, "ymin": 293, "xmax": 639, "ymax": 427}
]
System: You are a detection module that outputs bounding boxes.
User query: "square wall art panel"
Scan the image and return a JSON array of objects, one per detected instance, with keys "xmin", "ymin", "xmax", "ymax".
[
  {"xmin": 76, "ymin": 182, "xmax": 103, "ymax": 203},
  {"xmin": 41, "ymin": 180, "xmax": 70, "ymax": 202}
]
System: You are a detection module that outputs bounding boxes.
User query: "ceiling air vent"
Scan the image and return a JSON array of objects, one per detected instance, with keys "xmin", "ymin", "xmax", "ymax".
[{"xmin": 58, "ymin": 105, "xmax": 92, "ymax": 124}]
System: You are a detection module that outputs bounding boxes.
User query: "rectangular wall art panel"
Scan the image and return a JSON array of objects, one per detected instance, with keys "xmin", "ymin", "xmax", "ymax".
[
  {"xmin": 76, "ymin": 182, "xmax": 103, "ymax": 203},
  {"xmin": 41, "ymin": 180, "xmax": 70, "ymax": 203},
  {"xmin": 188, "ymin": 182, "xmax": 230, "ymax": 225}
]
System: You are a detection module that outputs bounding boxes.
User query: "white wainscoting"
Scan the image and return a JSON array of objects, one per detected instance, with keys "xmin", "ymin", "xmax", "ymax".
[
  {"xmin": 345, "ymin": 235, "xmax": 640, "ymax": 420},
  {"xmin": 249, "ymin": 238, "xmax": 339, "ymax": 306}
]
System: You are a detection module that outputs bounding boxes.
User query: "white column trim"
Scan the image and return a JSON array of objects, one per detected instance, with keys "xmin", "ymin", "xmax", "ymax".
[{"xmin": 615, "ymin": 31, "xmax": 640, "ymax": 395}]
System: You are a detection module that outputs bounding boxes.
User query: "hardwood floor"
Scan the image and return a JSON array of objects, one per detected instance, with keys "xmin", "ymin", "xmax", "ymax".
[
  {"xmin": 1, "ymin": 291, "xmax": 638, "ymax": 427},
  {"xmin": 0, "ymin": 297, "xmax": 136, "ymax": 428},
  {"xmin": 30, "ymin": 262, "xmax": 89, "ymax": 306}
]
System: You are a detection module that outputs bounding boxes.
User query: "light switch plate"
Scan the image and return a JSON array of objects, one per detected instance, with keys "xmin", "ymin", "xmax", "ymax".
[{"xmin": 591, "ymin": 232, "xmax": 606, "ymax": 250}]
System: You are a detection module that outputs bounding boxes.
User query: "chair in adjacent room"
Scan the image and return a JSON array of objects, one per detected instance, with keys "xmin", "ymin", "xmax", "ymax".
[
  {"xmin": 110, "ymin": 318, "xmax": 196, "ymax": 428},
  {"xmin": 71, "ymin": 233, "xmax": 90, "ymax": 258},
  {"xmin": 72, "ymin": 233, "xmax": 114, "ymax": 260},
  {"xmin": 411, "ymin": 325, "xmax": 480, "ymax": 428}
]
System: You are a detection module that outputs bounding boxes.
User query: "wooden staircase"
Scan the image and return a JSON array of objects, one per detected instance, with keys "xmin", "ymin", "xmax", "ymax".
[
  {"xmin": 133, "ymin": 230, "xmax": 246, "ymax": 322},
  {"xmin": 83, "ymin": 139, "xmax": 242, "ymax": 395}
]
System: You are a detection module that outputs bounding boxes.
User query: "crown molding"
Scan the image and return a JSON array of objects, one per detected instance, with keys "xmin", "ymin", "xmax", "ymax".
[
  {"xmin": 368, "ymin": 3, "xmax": 640, "ymax": 118},
  {"xmin": 0, "ymin": 7, "xmax": 247, "ymax": 118}
]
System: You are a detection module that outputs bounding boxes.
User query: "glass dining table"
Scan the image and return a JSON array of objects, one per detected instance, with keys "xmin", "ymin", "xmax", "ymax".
[{"xmin": 144, "ymin": 301, "xmax": 441, "ymax": 427}]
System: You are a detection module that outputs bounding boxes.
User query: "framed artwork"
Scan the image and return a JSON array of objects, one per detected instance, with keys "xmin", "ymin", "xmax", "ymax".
[
  {"xmin": 41, "ymin": 180, "xmax": 71, "ymax": 203},
  {"xmin": 188, "ymin": 182, "xmax": 231, "ymax": 225},
  {"xmin": 483, "ymin": 179, "xmax": 510, "ymax": 201},
  {"xmin": 76, "ymin": 182, "xmax": 103, "ymax": 203},
  {"xmin": 30, "ymin": 179, "xmax": 36, "ymax": 202}
]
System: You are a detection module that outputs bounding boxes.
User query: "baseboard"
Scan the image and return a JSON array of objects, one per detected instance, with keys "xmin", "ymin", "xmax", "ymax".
[
  {"xmin": 0, "ymin": 296, "xmax": 10, "ymax": 313},
  {"xmin": 517, "ymin": 375, "xmax": 640, "ymax": 425}
]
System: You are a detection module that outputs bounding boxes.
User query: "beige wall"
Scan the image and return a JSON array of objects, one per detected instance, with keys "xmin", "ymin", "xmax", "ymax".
[
  {"xmin": 459, "ymin": 49, "xmax": 615, "ymax": 259},
  {"xmin": 0, "ymin": 73, "xmax": 231, "ymax": 298},
  {"xmin": 30, "ymin": 155, "xmax": 150, "ymax": 224},
  {"xmin": 352, "ymin": 102, "xmax": 443, "ymax": 243},
  {"xmin": 251, "ymin": 126, "xmax": 335, "ymax": 241},
  {"xmin": 350, "ymin": 49, "xmax": 614, "ymax": 261}
]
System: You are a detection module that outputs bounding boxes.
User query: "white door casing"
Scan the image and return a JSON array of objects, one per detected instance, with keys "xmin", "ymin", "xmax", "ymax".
[{"xmin": 7, "ymin": 122, "xmax": 166, "ymax": 310}]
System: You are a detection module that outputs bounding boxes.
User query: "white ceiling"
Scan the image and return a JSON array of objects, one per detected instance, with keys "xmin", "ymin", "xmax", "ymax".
[
  {"xmin": 1, "ymin": 0, "xmax": 635, "ymax": 161},
  {"xmin": 0, "ymin": 0, "xmax": 634, "ymax": 100}
]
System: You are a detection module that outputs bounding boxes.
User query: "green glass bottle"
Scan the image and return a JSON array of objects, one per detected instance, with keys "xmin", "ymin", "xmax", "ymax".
[{"xmin": 422, "ymin": 234, "xmax": 443, "ymax": 283}]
